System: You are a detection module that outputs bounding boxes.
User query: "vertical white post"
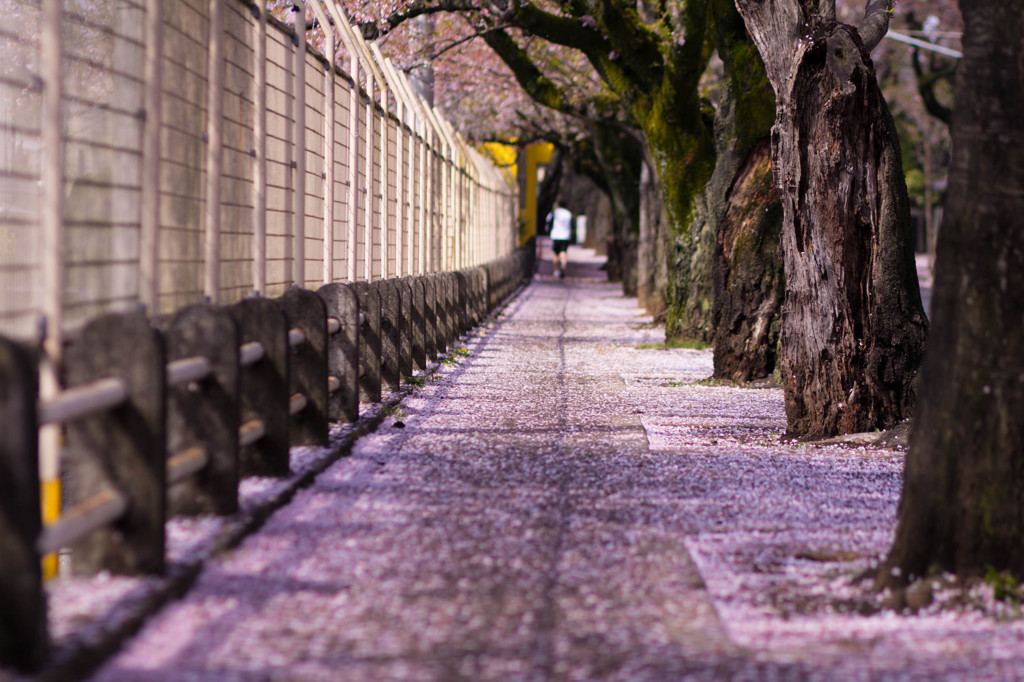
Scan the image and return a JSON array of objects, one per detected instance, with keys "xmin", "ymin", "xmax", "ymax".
[
  {"xmin": 379, "ymin": 88, "xmax": 389, "ymax": 278},
  {"xmin": 438, "ymin": 150, "xmax": 445, "ymax": 271},
  {"xmin": 363, "ymin": 68, "xmax": 374, "ymax": 280},
  {"xmin": 443, "ymin": 149, "xmax": 450, "ymax": 271},
  {"xmin": 252, "ymin": 2, "xmax": 267, "ymax": 295},
  {"xmin": 403, "ymin": 119, "xmax": 411, "ymax": 274},
  {"xmin": 40, "ymin": 0, "xmax": 63, "ymax": 357},
  {"xmin": 204, "ymin": 0, "xmax": 224, "ymax": 302},
  {"xmin": 394, "ymin": 100, "xmax": 404, "ymax": 277},
  {"xmin": 140, "ymin": 0, "xmax": 163, "ymax": 311},
  {"xmin": 472, "ymin": 178, "xmax": 478, "ymax": 265},
  {"xmin": 453, "ymin": 166, "xmax": 460, "ymax": 269},
  {"xmin": 452, "ymin": 150, "xmax": 460, "ymax": 266},
  {"xmin": 293, "ymin": 2, "xmax": 307, "ymax": 288},
  {"xmin": 420, "ymin": 130, "xmax": 428, "ymax": 273},
  {"xmin": 346, "ymin": 61, "xmax": 359, "ymax": 281},
  {"xmin": 322, "ymin": 38, "xmax": 335, "ymax": 285},
  {"xmin": 39, "ymin": 0, "xmax": 64, "ymax": 576},
  {"xmin": 454, "ymin": 163, "xmax": 462, "ymax": 270}
]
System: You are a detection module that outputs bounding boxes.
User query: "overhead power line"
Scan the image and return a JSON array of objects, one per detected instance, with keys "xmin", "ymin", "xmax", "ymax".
[{"xmin": 885, "ymin": 30, "xmax": 963, "ymax": 59}]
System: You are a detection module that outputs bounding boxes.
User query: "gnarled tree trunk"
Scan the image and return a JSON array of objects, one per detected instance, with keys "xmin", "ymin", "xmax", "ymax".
[
  {"xmin": 735, "ymin": 0, "xmax": 928, "ymax": 438},
  {"xmin": 882, "ymin": 0, "xmax": 1024, "ymax": 586},
  {"xmin": 713, "ymin": 137, "xmax": 783, "ymax": 383},
  {"xmin": 638, "ymin": 158, "xmax": 668, "ymax": 315}
]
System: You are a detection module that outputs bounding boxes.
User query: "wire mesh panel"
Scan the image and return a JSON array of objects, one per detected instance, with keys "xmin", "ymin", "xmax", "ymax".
[
  {"xmin": 0, "ymin": 0, "xmax": 516, "ymax": 344},
  {"xmin": 386, "ymin": 116, "xmax": 397, "ymax": 278},
  {"xmin": 60, "ymin": 0, "xmax": 146, "ymax": 329},
  {"xmin": 355, "ymin": 88, "xmax": 367, "ymax": 279},
  {"xmin": 332, "ymin": 74, "xmax": 349, "ymax": 281},
  {"xmin": 0, "ymin": 2, "xmax": 44, "ymax": 340},
  {"xmin": 218, "ymin": 2, "xmax": 256, "ymax": 303},
  {"xmin": 158, "ymin": 0, "xmax": 208, "ymax": 313},
  {"xmin": 371, "ymin": 102, "xmax": 381, "ymax": 280},
  {"xmin": 263, "ymin": 20, "xmax": 293, "ymax": 297},
  {"xmin": 302, "ymin": 49, "xmax": 324, "ymax": 290}
]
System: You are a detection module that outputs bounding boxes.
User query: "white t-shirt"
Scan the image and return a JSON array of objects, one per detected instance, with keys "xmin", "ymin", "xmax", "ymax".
[{"xmin": 549, "ymin": 207, "xmax": 573, "ymax": 241}]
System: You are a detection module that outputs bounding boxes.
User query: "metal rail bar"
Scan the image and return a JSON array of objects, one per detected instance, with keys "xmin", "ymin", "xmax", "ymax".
[
  {"xmin": 166, "ymin": 446, "xmax": 208, "ymax": 485},
  {"xmin": 239, "ymin": 419, "xmax": 266, "ymax": 447},
  {"xmin": 166, "ymin": 356, "xmax": 213, "ymax": 386},
  {"xmin": 38, "ymin": 377, "xmax": 129, "ymax": 425},
  {"xmin": 239, "ymin": 341, "xmax": 265, "ymax": 366},
  {"xmin": 288, "ymin": 328, "xmax": 307, "ymax": 347},
  {"xmin": 289, "ymin": 392, "xmax": 307, "ymax": 415},
  {"xmin": 36, "ymin": 488, "xmax": 128, "ymax": 556}
]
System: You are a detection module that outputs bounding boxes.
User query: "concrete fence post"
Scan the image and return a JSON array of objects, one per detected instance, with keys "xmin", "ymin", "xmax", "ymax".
[
  {"xmin": 454, "ymin": 271, "xmax": 470, "ymax": 337},
  {"xmin": 232, "ymin": 298, "xmax": 290, "ymax": 477},
  {"xmin": 432, "ymin": 273, "xmax": 449, "ymax": 355},
  {"xmin": 376, "ymin": 280, "xmax": 402, "ymax": 393},
  {"xmin": 486, "ymin": 261, "xmax": 499, "ymax": 306},
  {"xmin": 407, "ymin": 276, "xmax": 427, "ymax": 371},
  {"xmin": 163, "ymin": 305, "xmax": 240, "ymax": 516},
  {"xmin": 64, "ymin": 310, "xmax": 166, "ymax": 575},
  {"xmin": 469, "ymin": 269, "xmax": 481, "ymax": 328},
  {"xmin": 483, "ymin": 263, "xmax": 496, "ymax": 313},
  {"xmin": 317, "ymin": 283, "xmax": 360, "ymax": 423},
  {"xmin": 444, "ymin": 272, "xmax": 458, "ymax": 347},
  {"xmin": 504, "ymin": 255, "xmax": 515, "ymax": 299},
  {"xmin": 0, "ymin": 338, "xmax": 47, "ymax": 672},
  {"xmin": 473, "ymin": 268, "xmax": 487, "ymax": 324},
  {"xmin": 423, "ymin": 274, "xmax": 438, "ymax": 360},
  {"xmin": 396, "ymin": 278, "xmax": 414, "ymax": 380},
  {"xmin": 435, "ymin": 273, "xmax": 448, "ymax": 350},
  {"xmin": 278, "ymin": 288, "xmax": 329, "ymax": 446},
  {"xmin": 348, "ymin": 282, "xmax": 382, "ymax": 403}
]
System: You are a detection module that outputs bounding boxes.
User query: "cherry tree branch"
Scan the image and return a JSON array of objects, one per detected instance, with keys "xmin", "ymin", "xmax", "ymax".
[
  {"xmin": 403, "ymin": 20, "xmax": 516, "ymax": 66},
  {"xmin": 858, "ymin": 0, "xmax": 893, "ymax": 51},
  {"xmin": 358, "ymin": 0, "xmax": 484, "ymax": 39}
]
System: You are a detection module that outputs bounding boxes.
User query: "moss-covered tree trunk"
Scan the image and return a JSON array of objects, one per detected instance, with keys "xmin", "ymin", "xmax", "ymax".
[
  {"xmin": 664, "ymin": 1, "xmax": 783, "ymax": 364},
  {"xmin": 635, "ymin": 100, "xmax": 714, "ymax": 333},
  {"xmin": 736, "ymin": 0, "xmax": 928, "ymax": 438},
  {"xmin": 881, "ymin": 0, "xmax": 1024, "ymax": 586},
  {"xmin": 467, "ymin": 0, "xmax": 786, "ymax": 364},
  {"xmin": 588, "ymin": 123, "xmax": 642, "ymax": 296},
  {"xmin": 710, "ymin": 0, "xmax": 783, "ymax": 381}
]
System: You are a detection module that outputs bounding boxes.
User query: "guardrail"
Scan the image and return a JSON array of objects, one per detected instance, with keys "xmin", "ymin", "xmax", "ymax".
[{"xmin": 0, "ymin": 248, "xmax": 533, "ymax": 673}]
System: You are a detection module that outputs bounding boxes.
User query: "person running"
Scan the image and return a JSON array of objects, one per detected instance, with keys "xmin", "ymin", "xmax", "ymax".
[{"xmin": 547, "ymin": 201, "xmax": 573, "ymax": 278}]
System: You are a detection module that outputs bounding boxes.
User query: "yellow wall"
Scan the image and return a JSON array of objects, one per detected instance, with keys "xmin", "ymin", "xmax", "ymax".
[{"xmin": 520, "ymin": 143, "xmax": 553, "ymax": 246}]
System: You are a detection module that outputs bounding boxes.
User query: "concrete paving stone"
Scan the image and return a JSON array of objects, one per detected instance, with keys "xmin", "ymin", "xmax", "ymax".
[
  {"xmin": 86, "ymin": 252, "xmax": 742, "ymax": 682},
  {"xmin": 82, "ymin": 246, "xmax": 1024, "ymax": 682}
]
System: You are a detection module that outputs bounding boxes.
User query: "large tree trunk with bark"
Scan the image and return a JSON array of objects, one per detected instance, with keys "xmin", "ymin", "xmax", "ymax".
[
  {"xmin": 665, "ymin": 172, "xmax": 718, "ymax": 344},
  {"xmin": 711, "ymin": 0, "xmax": 784, "ymax": 382},
  {"xmin": 882, "ymin": 0, "xmax": 1024, "ymax": 586},
  {"xmin": 735, "ymin": 0, "xmax": 928, "ymax": 438},
  {"xmin": 583, "ymin": 123, "xmax": 643, "ymax": 296},
  {"xmin": 638, "ymin": 159, "xmax": 668, "ymax": 316},
  {"xmin": 714, "ymin": 137, "xmax": 784, "ymax": 382}
]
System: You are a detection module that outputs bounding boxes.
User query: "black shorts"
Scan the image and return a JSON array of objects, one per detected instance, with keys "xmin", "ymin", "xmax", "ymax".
[{"xmin": 552, "ymin": 239, "xmax": 570, "ymax": 254}]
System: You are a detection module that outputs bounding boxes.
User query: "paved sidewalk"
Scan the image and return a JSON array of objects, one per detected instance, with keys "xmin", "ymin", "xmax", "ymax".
[
  {"xmin": 86, "ymin": 246, "xmax": 1024, "ymax": 682},
  {"xmin": 85, "ymin": 248, "xmax": 760, "ymax": 681}
]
